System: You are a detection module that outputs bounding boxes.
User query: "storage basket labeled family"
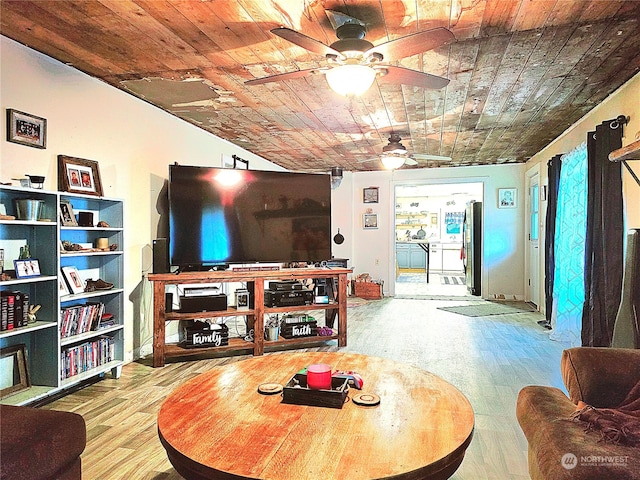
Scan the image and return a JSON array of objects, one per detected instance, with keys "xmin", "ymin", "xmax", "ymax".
[{"xmin": 181, "ymin": 321, "xmax": 228, "ymax": 348}]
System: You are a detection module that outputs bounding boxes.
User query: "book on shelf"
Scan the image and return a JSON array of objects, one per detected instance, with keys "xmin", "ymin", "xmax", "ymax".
[
  {"xmin": 59, "ymin": 302, "xmax": 109, "ymax": 338},
  {"xmin": 60, "ymin": 335, "xmax": 115, "ymax": 380},
  {"xmin": 1, "ymin": 290, "xmax": 30, "ymax": 330}
]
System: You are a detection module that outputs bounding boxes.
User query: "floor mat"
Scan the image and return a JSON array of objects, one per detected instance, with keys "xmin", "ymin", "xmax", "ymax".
[
  {"xmin": 440, "ymin": 276, "xmax": 466, "ymax": 285},
  {"xmin": 396, "ymin": 274, "xmax": 430, "ymax": 283},
  {"xmin": 437, "ymin": 301, "xmax": 537, "ymax": 317}
]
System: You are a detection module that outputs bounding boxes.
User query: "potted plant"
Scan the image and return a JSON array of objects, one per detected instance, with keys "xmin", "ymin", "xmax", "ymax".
[{"xmin": 265, "ymin": 314, "xmax": 280, "ymax": 341}]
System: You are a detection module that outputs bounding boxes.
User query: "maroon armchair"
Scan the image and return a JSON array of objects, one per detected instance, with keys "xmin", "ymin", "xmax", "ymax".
[
  {"xmin": 517, "ymin": 347, "xmax": 640, "ymax": 480},
  {"xmin": 0, "ymin": 404, "xmax": 86, "ymax": 480}
]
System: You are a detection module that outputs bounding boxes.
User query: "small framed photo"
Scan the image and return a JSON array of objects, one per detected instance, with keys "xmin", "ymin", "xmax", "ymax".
[
  {"xmin": 498, "ymin": 188, "xmax": 517, "ymax": 208},
  {"xmin": 0, "ymin": 344, "xmax": 31, "ymax": 399},
  {"xmin": 363, "ymin": 187, "xmax": 379, "ymax": 203},
  {"xmin": 61, "ymin": 266, "xmax": 85, "ymax": 294},
  {"xmin": 14, "ymin": 259, "xmax": 41, "ymax": 279},
  {"xmin": 363, "ymin": 213, "xmax": 378, "ymax": 229},
  {"xmin": 59, "ymin": 200, "xmax": 78, "ymax": 226},
  {"xmin": 58, "ymin": 155, "xmax": 104, "ymax": 197},
  {"xmin": 59, "ymin": 277, "xmax": 71, "ymax": 296},
  {"xmin": 6, "ymin": 109, "xmax": 47, "ymax": 149}
]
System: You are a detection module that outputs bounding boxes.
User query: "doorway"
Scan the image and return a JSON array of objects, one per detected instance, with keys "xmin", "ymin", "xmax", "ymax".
[
  {"xmin": 526, "ymin": 168, "xmax": 541, "ymax": 308},
  {"xmin": 393, "ymin": 182, "xmax": 483, "ymax": 297}
]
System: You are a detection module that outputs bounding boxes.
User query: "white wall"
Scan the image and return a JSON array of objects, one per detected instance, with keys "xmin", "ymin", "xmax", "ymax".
[
  {"xmin": 1, "ymin": 36, "xmax": 278, "ymax": 360},
  {"xmin": 343, "ymin": 163, "xmax": 527, "ymax": 299}
]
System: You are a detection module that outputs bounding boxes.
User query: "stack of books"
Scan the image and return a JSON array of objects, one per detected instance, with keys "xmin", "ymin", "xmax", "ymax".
[{"xmin": 1, "ymin": 291, "xmax": 29, "ymax": 330}]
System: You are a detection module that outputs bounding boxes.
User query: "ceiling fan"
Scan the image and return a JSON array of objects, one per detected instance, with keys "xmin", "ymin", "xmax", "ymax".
[
  {"xmin": 246, "ymin": 10, "xmax": 455, "ymax": 96},
  {"xmin": 370, "ymin": 133, "xmax": 452, "ymax": 169}
]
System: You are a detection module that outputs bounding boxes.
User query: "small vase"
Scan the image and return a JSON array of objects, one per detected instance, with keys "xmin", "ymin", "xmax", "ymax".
[{"xmin": 266, "ymin": 326, "xmax": 279, "ymax": 341}]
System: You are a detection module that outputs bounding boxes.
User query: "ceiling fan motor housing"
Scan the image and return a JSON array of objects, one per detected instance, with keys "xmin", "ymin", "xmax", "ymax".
[
  {"xmin": 383, "ymin": 134, "xmax": 407, "ymax": 155},
  {"xmin": 329, "ymin": 23, "xmax": 374, "ymax": 58}
]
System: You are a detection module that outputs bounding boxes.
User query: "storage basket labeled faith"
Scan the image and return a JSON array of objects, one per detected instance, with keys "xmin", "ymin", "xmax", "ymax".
[
  {"xmin": 281, "ymin": 321, "xmax": 317, "ymax": 339},
  {"xmin": 181, "ymin": 321, "xmax": 228, "ymax": 348},
  {"xmin": 280, "ymin": 314, "xmax": 317, "ymax": 339}
]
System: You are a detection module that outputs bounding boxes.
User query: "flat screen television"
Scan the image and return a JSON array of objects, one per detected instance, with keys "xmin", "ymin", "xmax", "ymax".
[{"xmin": 168, "ymin": 165, "xmax": 332, "ymax": 269}]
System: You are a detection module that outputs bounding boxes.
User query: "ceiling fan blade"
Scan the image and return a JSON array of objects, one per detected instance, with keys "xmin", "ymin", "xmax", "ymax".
[
  {"xmin": 405, "ymin": 158, "xmax": 418, "ymax": 165},
  {"xmin": 377, "ymin": 65, "xmax": 450, "ymax": 89},
  {"xmin": 271, "ymin": 27, "xmax": 342, "ymax": 58},
  {"xmin": 245, "ymin": 68, "xmax": 322, "ymax": 86},
  {"xmin": 411, "ymin": 154, "xmax": 452, "ymax": 161},
  {"xmin": 365, "ymin": 27, "xmax": 455, "ymax": 60}
]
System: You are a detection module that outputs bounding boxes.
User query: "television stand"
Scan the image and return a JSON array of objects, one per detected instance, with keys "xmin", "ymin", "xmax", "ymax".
[{"xmin": 149, "ymin": 267, "xmax": 352, "ymax": 367}]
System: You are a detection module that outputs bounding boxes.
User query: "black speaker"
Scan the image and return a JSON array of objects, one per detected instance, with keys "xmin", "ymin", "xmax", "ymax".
[
  {"xmin": 153, "ymin": 238, "xmax": 169, "ymax": 273},
  {"xmin": 315, "ymin": 284, "xmax": 327, "ymax": 296},
  {"xmin": 165, "ymin": 292, "xmax": 173, "ymax": 313},
  {"xmin": 179, "ymin": 295, "xmax": 227, "ymax": 313}
]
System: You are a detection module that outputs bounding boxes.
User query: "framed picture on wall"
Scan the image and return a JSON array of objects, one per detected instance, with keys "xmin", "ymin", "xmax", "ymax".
[
  {"xmin": 6, "ymin": 109, "xmax": 47, "ymax": 149},
  {"xmin": 363, "ymin": 213, "xmax": 378, "ymax": 229},
  {"xmin": 363, "ymin": 187, "xmax": 379, "ymax": 203},
  {"xmin": 498, "ymin": 188, "xmax": 517, "ymax": 208}
]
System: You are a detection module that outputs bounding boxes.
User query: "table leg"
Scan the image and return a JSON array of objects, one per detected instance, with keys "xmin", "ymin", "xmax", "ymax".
[{"xmin": 153, "ymin": 280, "xmax": 166, "ymax": 367}]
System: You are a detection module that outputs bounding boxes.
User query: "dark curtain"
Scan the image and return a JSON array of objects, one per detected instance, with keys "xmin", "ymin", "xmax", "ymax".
[
  {"xmin": 544, "ymin": 154, "xmax": 563, "ymax": 326},
  {"xmin": 581, "ymin": 119, "xmax": 625, "ymax": 347}
]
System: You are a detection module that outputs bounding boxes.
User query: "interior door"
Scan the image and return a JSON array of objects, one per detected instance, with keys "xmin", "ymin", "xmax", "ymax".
[{"xmin": 528, "ymin": 175, "xmax": 540, "ymax": 307}]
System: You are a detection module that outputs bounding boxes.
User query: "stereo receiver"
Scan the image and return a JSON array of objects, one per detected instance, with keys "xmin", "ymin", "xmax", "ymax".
[{"xmin": 264, "ymin": 288, "xmax": 314, "ymax": 307}]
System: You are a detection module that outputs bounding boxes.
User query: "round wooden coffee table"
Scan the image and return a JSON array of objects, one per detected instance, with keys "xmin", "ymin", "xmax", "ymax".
[{"xmin": 158, "ymin": 352, "xmax": 474, "ymax": 480}]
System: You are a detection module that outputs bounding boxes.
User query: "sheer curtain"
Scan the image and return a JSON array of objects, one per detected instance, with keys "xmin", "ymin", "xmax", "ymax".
[{"xmin": 550, "ymin": 143, "xmax": 588, "ymax": 345}]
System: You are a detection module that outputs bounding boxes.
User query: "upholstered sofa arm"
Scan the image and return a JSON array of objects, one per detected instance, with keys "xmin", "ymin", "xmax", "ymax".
[
  {"xmin": 561, "ymin": 347, "xmax": 640, "ymax": 408},
  {"xmin": 517, "ymin": 385, "xmax": 640, "ymax": 480},
  {"xmin": 0, "ymin": 405, "xmax": 86, "ymax": 480}
]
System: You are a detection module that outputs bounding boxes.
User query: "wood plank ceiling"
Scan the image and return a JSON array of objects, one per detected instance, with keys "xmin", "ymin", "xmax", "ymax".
[{"xmin": 2, "ymin": 0, "xmax": 639, "ymax": 172}]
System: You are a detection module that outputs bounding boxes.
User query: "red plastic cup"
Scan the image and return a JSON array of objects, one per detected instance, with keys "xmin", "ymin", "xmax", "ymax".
[{"xmin": 306, "ymin": 364, "xmax": 332, "ymax": 390}]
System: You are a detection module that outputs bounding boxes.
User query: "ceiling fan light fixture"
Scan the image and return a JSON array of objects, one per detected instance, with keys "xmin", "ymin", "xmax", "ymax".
[
  {"xmin": 325, "ymin": 64, "xmax": 376, "ymax": 96},
  {"xmin": 381, "ymin": 155, "xmax": 405, "ymax": 170}
]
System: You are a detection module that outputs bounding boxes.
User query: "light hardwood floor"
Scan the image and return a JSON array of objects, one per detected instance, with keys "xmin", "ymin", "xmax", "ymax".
[{"xmin": 44, "ymin": 297, "xmax": 569, "ymax": 479}]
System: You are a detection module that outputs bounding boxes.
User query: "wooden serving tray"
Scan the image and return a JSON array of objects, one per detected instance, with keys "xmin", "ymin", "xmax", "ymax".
[{"xmin": 282, "ymin": 373, "xmax": 349, "ymax": 409}]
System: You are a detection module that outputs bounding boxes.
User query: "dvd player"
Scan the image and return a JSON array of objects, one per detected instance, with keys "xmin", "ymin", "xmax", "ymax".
[
  {"xmin": 268, "ymin": 280, "xmax": 303, "ymax": 291},
  {"xmin": 264, "ymin": 288, "xmax": 314, "ymax": 307}
]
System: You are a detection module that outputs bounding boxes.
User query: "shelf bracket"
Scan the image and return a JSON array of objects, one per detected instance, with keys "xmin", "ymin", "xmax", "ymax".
[
  {"xmin": 621, "ymin": 160, "xmax": 640, "ymax": 188},
  {"xmin": 608, "ymin": 125, "xmax": 640, "ymax": 188}
]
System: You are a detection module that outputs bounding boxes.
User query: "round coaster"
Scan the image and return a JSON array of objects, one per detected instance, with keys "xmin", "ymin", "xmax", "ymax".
[
  {"xmin": 352, "ymin": 393, "xmax": 380, "ymax": 406},
  {"xmin": 257, "ymin": 383, "xmax": 283, "ymax": 395}
]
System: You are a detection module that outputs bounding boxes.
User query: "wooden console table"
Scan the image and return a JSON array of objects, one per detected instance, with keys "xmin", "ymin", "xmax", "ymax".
[{"xmin": 149, "ymin": 267, "xmax": 351, "ymax": 367}]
